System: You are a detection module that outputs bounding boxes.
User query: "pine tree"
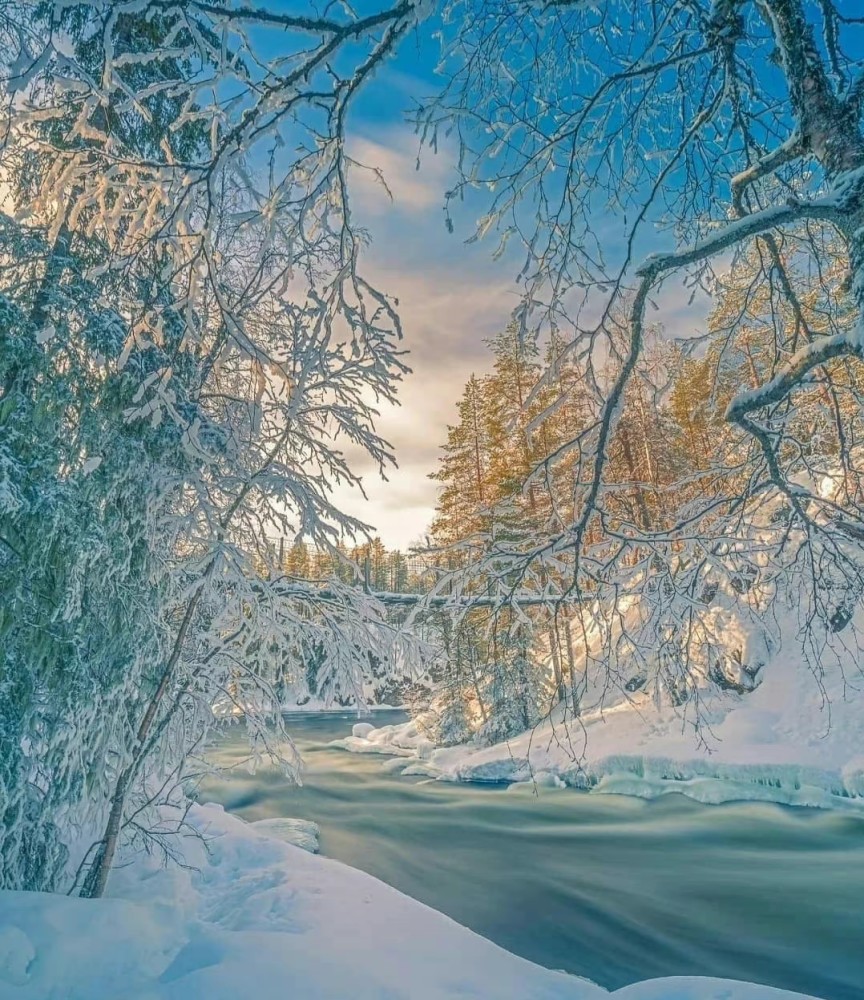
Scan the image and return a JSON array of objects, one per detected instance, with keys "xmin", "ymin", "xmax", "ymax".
[{"xmin": 430, "ymin": 375, "xmax": 493, "ymax": 546}]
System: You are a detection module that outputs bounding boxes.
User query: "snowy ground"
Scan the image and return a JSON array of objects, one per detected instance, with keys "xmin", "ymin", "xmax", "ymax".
[
  {"xmin": 0, "ymin": 802, "xmax": 820, "ymax": 1000},
  {"xmin": 336, "ymin": 619, "xmax": 864, "ymax": 810},
  {"xmin": 3, "ymin": 606, "xmax": 858, "ymax": 998}
]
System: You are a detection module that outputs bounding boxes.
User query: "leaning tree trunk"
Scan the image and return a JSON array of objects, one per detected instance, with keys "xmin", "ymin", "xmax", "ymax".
[{"xmin": 80, "ymin": 590, "xmax": 203, "ymax": 898}]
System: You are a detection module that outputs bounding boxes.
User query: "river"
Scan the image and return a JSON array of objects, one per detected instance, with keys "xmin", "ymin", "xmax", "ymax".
[{"xmin": 200, "ymin": 711, "xmax": 864, "ymax": 1000}]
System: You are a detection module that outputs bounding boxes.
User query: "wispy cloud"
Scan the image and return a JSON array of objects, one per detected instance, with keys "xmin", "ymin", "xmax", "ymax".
[
  {"xmin": 329, "ymin": 267, "xmax": 516, "ymax": 548},
  {"xmin": 328, "ymin": 127, "xmax": 519, "ymax": 548},
  {"xmin": 347, "ymin": 130, "xmax": 452, "ymax": 216}
]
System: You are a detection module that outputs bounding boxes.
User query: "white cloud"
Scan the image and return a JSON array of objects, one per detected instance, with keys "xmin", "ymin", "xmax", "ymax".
[
  {"xmin": 347, "ymin": 131, "xmax": 452, "ymax": 216},
  {"xmin": 329, "ymin": 272, "xmax": 516, "ymax": 548},
  {"xmin": 327, "ymin": 272, "xmax": 513, "ymax": 548},
  {"xmin": 319, "ymin": 125, "xmax": 522, "ymax": 549}
]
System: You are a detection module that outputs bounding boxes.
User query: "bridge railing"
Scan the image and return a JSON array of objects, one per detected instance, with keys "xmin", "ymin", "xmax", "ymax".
[{"xmin": 267, "ymin": 538, "xmax": 583, "ymax": 609}]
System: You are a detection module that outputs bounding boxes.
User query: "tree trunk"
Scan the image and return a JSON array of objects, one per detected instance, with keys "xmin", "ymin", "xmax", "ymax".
[
  {"xmin": 79, "ymin": 769, "xmax": 130, "ymax": 899},
  {"xmin": 80, "ymin": 590, "xmax": 203, "ymax": 897},
  {"xmin": 619, "ymin": 423, "xmax": 652, "ymax": 530},
  {"xmin": 562, "ymin": 615, "xmax": 580, "ymax": 717},
  {"xmin": 548, "ymin": 614, "xmax": 566, "ymax": 706}
]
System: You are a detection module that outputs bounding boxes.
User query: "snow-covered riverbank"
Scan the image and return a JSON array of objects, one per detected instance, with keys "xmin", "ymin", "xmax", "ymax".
[
  {"xmin": 336, "ymin": 634, "xmax": 864, "ymax": 810},
  {"xmin": 0, "ymin": 802, "xmax": 820, "ymax": 999}
]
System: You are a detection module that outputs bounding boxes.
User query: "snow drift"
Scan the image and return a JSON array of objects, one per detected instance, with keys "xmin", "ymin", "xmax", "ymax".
[
  {"xmin": 337, "ymin": 591, "xmax": 864, "ymax": 809},
  {"xmin": 0, "ymin": 803, "xmax": 819, "ymax": 1000}
]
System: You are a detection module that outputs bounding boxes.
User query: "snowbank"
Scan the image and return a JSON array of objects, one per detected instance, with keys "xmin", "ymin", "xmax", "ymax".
[
  {"xmin": 335, "ymin": 613, "xmax": 864, "ymax": 810},
  {"xmin": 0, "ymin": 803, "xmax": 818, "ymax": 1000},
  {"xmin": 279, "ymin": 699, "xmax": 406, "ymax": 714}
]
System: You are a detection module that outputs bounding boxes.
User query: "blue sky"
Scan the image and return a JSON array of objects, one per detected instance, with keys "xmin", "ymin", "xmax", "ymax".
[
  {"xmin": 255, "ymin": 4, "xmax": 714, "ymax": 549},
  {"xmin": 248, "ymin": 7, "xmax": 492, "ymax": 547},
  {"xmin": 329, "ymin": 18, "xmax": 712, "ymax": 549},
  {"xmin": 320, "ymin": 19, "xmax": 525, "ymax": 549}
]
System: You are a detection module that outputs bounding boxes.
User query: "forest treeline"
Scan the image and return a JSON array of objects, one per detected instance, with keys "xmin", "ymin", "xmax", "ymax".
[
  {"xmin": 281, "ymin": 257, "xmax": 864, "ymax": 747},
  {"xmin": 410, "ymin": 260, "xmax": 864, "ymax": 743}
]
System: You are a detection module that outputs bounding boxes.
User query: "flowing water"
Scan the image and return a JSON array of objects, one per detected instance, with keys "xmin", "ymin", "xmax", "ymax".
[{"xmin": 201, "ymin": 711, "xmax": 864, "ymax": 1000}]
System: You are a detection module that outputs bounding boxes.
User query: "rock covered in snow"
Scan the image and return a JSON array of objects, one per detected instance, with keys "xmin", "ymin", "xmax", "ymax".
[
  {"xmin": 841, "ymin": 757, "xmax": 864, "ymax": 798},
  {"xmin": 249, "ymin": 816, "xmax": 320, "ymax": 853}
]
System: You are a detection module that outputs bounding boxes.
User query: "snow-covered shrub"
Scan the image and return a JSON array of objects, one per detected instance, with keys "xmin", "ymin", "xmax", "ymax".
[{"xmin": 0, "ymin": 1, "xmax": 423, "ymax": 895}]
